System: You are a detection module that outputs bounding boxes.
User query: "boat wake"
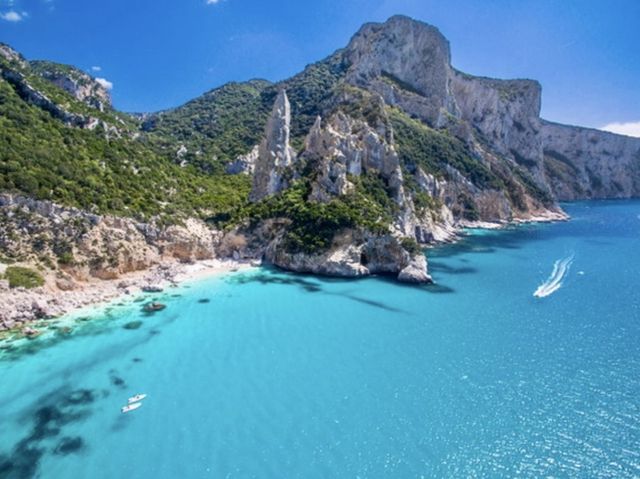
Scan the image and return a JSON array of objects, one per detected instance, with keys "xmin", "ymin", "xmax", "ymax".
[{"xmin": 534, "ymin": 255, "xmax": 574, "ymax": 298}]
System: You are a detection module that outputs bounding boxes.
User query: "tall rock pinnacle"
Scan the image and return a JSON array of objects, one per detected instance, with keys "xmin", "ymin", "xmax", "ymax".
[{"xmin": 249, "ymin": 89, "xmax": 296, "ymax": 202}]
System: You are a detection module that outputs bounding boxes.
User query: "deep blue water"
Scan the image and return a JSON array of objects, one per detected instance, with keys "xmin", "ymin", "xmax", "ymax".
[{"xmin": 1, "ymin": 200, "xmax": 639, "ymax": 478}]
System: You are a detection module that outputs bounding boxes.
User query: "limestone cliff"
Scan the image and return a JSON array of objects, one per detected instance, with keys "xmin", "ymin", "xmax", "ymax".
[
  {"xmin": 541, "ymin": 122, "xmax": 640, "ymax": 200},
  {"xmin": 243, "ymin": 16, "xmax": 574, "ymax": 229},
  {"xmin": 0, "ymin": 195, "xmax": 219, "ymax": 284},
  {"xmin": 30, "ymin": 60, "xmax": 112, "ymax": 112},
  {"xmin": 206, "ymin": 16, "xmax": 639, "ymax": 234},
  {"xmin": 340, "ymin": 15, "xmax": 639, "ymax": 203},
  {"xmin": 304, "ymin": 112, "xmax": 405, "ymax": 206},
  {"xmin": 344, "ymin": 15, "xmax": 456, "ymax": 127},
  {"xmin": 244, "ymin": 91, "xmax": 435, "ymax": 282},
  {"xmin": 450, "ymin": 73, "xmax": 547, "ymax": 185},
  {"xmin": 0, "ymin": 44, "xmax": 122, "ymax": 134},
  {"xmin": 242, "ymin": 35, "xmax": 569, "ymax": 282}
]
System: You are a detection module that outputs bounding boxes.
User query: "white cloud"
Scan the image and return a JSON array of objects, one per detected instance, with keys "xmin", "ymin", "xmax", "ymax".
[
  {"xmin": 95, "ymin": 78, "xmax": 113, "ymax": 91},
  {"xmin": 91, "ymin": 66, "xmax": 102, "ymax": 72},
  {"xmin": 206, "ymin": 0, "xmax": 222, "ymax": 4},
  {"xmin": 1, "ymin": 10, "xmax": 24, "ymax": 21},
  {"xmin": 600, "ymin": 121, "xmax": 640, "ymax": 138}
]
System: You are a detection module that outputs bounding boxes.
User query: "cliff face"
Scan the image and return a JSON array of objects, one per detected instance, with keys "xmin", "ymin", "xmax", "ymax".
[
  {"xmin": 343, "ymin": 17, "xmax": 547, "ymax": 186},
  {"xmin": 304, "ymin": 112, "xmax": 405, "ymax": 205},
  {"xmin": 30, "ymin": 60, "xmax": 112, "ymax": 112},
  {"xmin": 0, "ymin": 195, "xmax": 220, "ymax": 283},
  {"xmin": 242, "ymin": 96, "xmax": 433, "ymax": 283},
  {"xmin": 451, "ymin": 74, "xmax": 546, "ymax": 182},
  {"xmin": 541, "ymin": 122, "xmax": 640, "ymax": 200},
  {"xmin": 339, "ymin": 15, "xmax": 640, "ymax": 202},
  {"xmin": 344, "ymin": 15, "xmax": 456, "ymax": 127},
  {"xmin": 264, "ymin": 228, "xmax": 431, "ymax": 283}
]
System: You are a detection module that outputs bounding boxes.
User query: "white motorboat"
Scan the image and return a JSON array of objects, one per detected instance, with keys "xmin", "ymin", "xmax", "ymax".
[
  {"xmin": 121, "ymin": 402, "xmax": 142, "ymax": 413},
  {"xmin": 128, "ymin": 394, "xmax": 147, "ymax": 404}
]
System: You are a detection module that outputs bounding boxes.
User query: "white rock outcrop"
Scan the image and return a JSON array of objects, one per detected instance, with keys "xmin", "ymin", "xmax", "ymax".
[
  {"xmin": 30, "ymin": 60, "xmax": 112, "ymax": 111},
  {"xmin": 227, "ymin": 145, "xmax": 259, "ymax": 175},
  {"xmin": 0, "ymin": 194, "xmax": 218, "ymax": 282},
  {"xmin": 398, "ymin": 254, "xmax": 432, "ymax": 283}
]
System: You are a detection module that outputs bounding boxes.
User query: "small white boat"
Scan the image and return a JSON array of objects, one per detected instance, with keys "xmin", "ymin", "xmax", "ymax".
[
  {"xmin": 121, "ymin": 402, "xmax": 142, "ymax": 413},
  {"xmin": 127, "ymin": 394, "xmax": 147, "ymax": 404}
]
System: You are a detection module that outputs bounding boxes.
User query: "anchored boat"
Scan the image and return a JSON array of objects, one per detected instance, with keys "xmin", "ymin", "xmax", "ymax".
[
  {"xmin": 128, "ymin": 394, "xmax": 147, "ymax": 404},
  {"xmin": 121, "ymin": 402, "xmax": 142, "ymax": 413}
]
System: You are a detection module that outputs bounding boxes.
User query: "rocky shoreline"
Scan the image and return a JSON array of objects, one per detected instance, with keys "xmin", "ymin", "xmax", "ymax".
[
  {"xmin": 0, "ymin": 258, "xmax": 256, "ymax": 333},
  {"xmin": 0, "ymin": 206, "xmax": 569, "ymax": 335},
  {"xmin": 459, "ymin": 208, "xmax": 570, "ymax": 230}
]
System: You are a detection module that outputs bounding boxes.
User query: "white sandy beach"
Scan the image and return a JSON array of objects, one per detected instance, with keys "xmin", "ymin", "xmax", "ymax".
[{"xmin": 0, "ymin": 258, "xmax": 258, "ymax": 333}]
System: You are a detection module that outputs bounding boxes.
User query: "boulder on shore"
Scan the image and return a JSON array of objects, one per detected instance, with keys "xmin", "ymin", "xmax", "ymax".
[{"xmin": 398, "ymin": 255, "xmax": 433, "ymax": 284}]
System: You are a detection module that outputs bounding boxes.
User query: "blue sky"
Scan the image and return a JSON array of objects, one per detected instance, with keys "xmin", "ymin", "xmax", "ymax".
[{"xmin": 1, "ymin": 0, "xmax": 638, "ymax": 135}]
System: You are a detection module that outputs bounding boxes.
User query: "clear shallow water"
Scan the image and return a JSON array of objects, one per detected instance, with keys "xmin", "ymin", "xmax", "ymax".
[{"xmin": 1, "ymin": 200, "xmax": 639, "ymax": 478}]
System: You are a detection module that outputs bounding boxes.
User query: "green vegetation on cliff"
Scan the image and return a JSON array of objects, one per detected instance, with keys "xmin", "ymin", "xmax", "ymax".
[
  {"xmin": 3, "ymin": 266, "xmax": 44, "ymax": 289},
  {"xmin": 241, "ymin": 180, "xmax": 390, "ymax": 254},
  {"xmin": 0, "ymin": 59, "xmax": 250, "ymax": 220},
  {"xmin": 281, "ymin": 52, "xmax": 347, "ymax": 149},
  {"xmin": 1, "ymin": 53, "xmax": 135, "ymax": 129},
  {"xmin": 389, "ymin": 108, "xmax": 503, "ymax": 190},
  {"xmin": 145, "ymin": 52, "xmax": 347, "ymax": 166},
  {"xmin": 143, "ymin": 80, "xmax": 273, "ymax": 173}
]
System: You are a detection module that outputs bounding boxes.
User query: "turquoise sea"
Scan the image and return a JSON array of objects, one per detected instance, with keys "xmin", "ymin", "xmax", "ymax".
[{"xmin": 1, "ymin": 200, "xmax": 639, "ymax": 478}]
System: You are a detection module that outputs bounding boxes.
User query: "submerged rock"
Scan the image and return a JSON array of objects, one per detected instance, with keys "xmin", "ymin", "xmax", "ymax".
[
  {"xmin": 142, "ymin": 302, "xmax": 166, "ymax": 313},
  {"xmin": 22, "ymin": 327, "xmax": 41, "ymax": 339},
  {"xmin": 53, "ymin": 436, "xmax": 84, "ymax": 455},
  {"xmin": 123, "ymin": 321, "xmax": 143, "ymax": 330},
  {"xmin": 142, "ymin": 285, "xmax": 163, "ymax": 293}
]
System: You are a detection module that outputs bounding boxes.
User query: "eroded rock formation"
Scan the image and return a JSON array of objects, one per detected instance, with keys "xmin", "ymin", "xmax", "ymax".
[
  {"xmin": 249, "ymin": 90, "xmax": 297, "ymax": 202},
  {"xmin": 0, "ymin": 195, "xmax": 219, "ymax": 281}
]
